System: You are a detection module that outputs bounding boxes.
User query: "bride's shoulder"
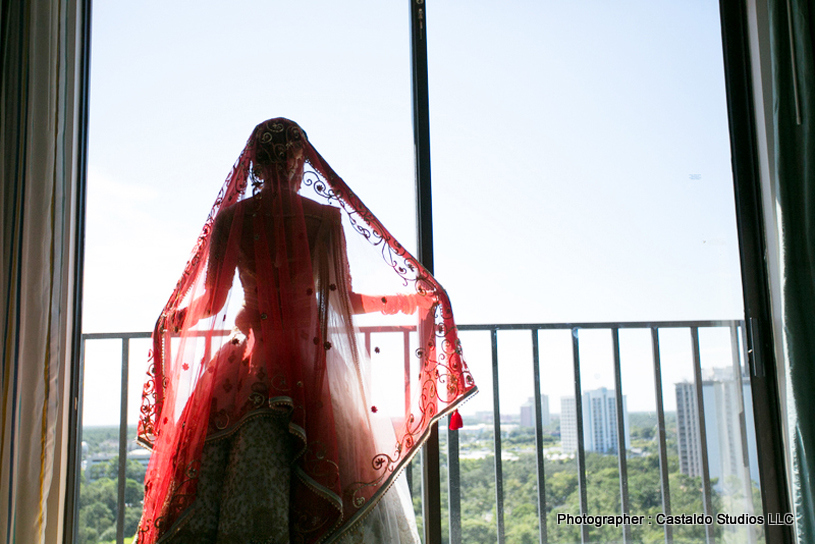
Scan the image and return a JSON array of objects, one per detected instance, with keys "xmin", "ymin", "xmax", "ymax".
[
  {"xmin": 213, "ymin": 201, "xmax": 238, "ymax": 225},
  {"xmin": 301, "ymin": 197, "xmax": 341, "ymax": 220}
]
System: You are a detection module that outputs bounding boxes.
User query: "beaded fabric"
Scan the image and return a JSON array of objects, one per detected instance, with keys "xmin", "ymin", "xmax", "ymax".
[{"xmin": 135, "ymin": 118, "xmax": 477, "ymax": 544}]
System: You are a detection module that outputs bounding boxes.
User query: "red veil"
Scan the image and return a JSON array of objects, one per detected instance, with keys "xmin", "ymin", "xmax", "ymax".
[{"xmin": 135, "ymin": 118, "xmax": 476, "ymax": 544}]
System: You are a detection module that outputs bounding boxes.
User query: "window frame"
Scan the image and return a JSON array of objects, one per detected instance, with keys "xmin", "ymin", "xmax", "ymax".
[
  {"xmin": 717, "ymin": 0, "xmax": 793, "ymax": 542},
  {"xmin": 62, "ymin": 1, "xmax": 795, "ymax": 543}
]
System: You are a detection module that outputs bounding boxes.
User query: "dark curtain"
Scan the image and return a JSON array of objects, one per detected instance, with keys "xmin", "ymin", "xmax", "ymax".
[{"xmin": 769, "ymin": 0, "xmax": 815, "ymax": 540}]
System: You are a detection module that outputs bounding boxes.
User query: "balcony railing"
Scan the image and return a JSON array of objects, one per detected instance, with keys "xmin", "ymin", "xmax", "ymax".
[{"xmin": 76, "ymin": 319, "xmax": 761, "ymax": 544}]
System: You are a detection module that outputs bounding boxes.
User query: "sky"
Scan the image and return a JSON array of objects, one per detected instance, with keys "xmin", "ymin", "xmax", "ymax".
[{"xmin": 81, "ymin": 0, "xmax": 747, "ymax": 427}]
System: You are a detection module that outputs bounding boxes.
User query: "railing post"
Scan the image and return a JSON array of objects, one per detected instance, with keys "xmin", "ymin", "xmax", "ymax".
[
  {"xmin": 364, "ymin": 330, "xmax": 371, "ymax": 357},
  {"xmin": 690, "ymin": 327, "xmax": 715, "ymax": 544},
  {"xmin": 531, "ymin": 329, "xmax": 548, "ymax": 544},
  {"xmin": 447, "ymin": 421, "xmax": 462, "ymax": 544},
  {"xmin": 491, "ymin": 328, "xmax": 506, "ymax": 544},
  {"xmin": 611, "ymin": 328, "xmax": 631, "ymax": 544},
  {"xmin": 651, "ymin": 328, "xmax": 673, "ymax": 544},
  {"xmin": 116, "ymin": 338, "xmax": 130, "ymax": 544},
  {"xmin": 404, "ymin": 329, "xmax": 415, "ymax": 497},
  {"xmin": 572, "ymin": 328, "xmax": 589, "ymax": 544}
]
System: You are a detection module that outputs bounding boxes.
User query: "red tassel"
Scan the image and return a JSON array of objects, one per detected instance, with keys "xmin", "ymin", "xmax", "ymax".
[{"xmin": 449, "ymin": 409, "xmax": 463, "ymax": 430}]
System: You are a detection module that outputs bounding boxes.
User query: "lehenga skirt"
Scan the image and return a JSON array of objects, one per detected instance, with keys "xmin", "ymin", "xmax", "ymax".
[
  {"xmin": 160, "ymin": 411, "xmax": 420, "ymax": 544},
  {"xmin": 164, "ymin": 412, "xmax": 293, "ymax": 544}
]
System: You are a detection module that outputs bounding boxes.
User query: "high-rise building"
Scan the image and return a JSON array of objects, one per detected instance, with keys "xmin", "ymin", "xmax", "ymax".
[
  {"xmin": 561, "ymin": 397, "xmax": 577, "ymax": 452},
  {"xmin": 561, "ymin": 388, "xmax": 629, "ymax": 454},
  {"xmin": 676, "ymin": 382, "xmax": 702, "ymax": 477},
  {"xmin": 675, "ymin": 370, "xmax": 759, "ymax": 490},
  {"xmin": 520, "ymin": 395, "xmax": 549, "ymax": 428}
]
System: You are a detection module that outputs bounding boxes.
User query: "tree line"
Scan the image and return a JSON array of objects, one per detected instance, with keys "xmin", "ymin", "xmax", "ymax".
[{"xmin": 78, "ymin": 417, "xmax": 763, "ymax": 544}]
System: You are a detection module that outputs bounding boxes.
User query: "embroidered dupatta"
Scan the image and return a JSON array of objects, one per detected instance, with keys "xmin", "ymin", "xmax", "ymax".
[{"xmin": 135, "ymin": 118, "xmax": 476, "ymax": 543}]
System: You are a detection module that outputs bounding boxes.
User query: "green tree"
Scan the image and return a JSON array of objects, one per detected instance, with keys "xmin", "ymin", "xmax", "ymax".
[
  {"xmin": 547, "ymin": 469, "xmax": 578, "ymax": 508},
  {"xmin": 98, "ymin": 526, "xmax": 117, "ymax": 542},
  {"xmin": 79, "ymin": 457, "xmax": 145, "ymax": 544},
  {"xmin": 88, "ymin": 456, "xmax": 146, "ymax": 484},
  {"xmin": 461, "ymin": 517, "xmax": 497, "ymax": 543}
]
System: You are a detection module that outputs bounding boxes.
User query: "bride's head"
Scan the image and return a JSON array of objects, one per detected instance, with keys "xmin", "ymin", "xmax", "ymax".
[{"xmin": 249, "ymin": 117, "xmax": 307, "ymax": 190}]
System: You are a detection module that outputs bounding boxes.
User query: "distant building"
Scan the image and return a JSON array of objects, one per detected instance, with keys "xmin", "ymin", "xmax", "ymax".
[
  {"xmin": 675, "ymin": 370, "xmax": 759, "ymax": 490},
  {"xmin": 84, "ymin": 453, "xmax": 117, "ymax": 482},
  {"xmin": 561, "ymin": 388, "xmax": 629, "ymax": 454},
  {"xmin": 520, "ymin": 395, "xmax": 549, "ymax": 428},
  {"xmin": 676, "ymin": 382, "xmax": 703, "ymax": 477},
  {"xmin": 82, "ymin": 438, "xmax": 152, "ymax": 483},
  {"xmin": 583, "ymin": 388, "xmax": 630, "ymax": 454},
  {"xmin": 561, "ymin": 397, "xmax": 577, "ymax": 452},
  {"xmin": 129, "ymin": 447, "xmax": 152, "ymax": 472},
  {"xmin": 474, "ymin": 411, "xmax": 494, "ymax": 424}
]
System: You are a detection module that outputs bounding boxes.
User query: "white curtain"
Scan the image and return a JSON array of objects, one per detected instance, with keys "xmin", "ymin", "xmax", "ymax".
[{"xmin": 1, "ymin": 0, "xmax": 88, "ymax": 542}]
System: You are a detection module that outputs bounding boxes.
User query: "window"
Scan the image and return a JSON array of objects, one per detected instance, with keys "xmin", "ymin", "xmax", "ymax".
[{"xmin": 75, "ymin": 2, "xmax": 785, "ymax": 544}]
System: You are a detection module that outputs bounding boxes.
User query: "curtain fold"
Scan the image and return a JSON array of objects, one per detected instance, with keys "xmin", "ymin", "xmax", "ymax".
[
  {"xmin": 1, "ymin": 0, "xmax": 86, "ymax": 542},
  {"xmin": 768, "ymin": 0, "xmax": 815, "ymax": 541}
]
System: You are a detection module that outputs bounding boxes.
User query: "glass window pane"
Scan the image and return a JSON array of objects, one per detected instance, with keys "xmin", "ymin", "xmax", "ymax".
[
  {"xmin": 82, "ymin": 2, "xmax": 415, "ymax": 542},
  {"xmin": 428, "ymin": 2, "xmax": 763, "ymax": 542}
]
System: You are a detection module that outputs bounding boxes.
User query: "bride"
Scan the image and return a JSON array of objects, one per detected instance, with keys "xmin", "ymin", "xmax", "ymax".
[{"xmin": 135, "ymin": 118, "xmax": 476, "ymax": 543}]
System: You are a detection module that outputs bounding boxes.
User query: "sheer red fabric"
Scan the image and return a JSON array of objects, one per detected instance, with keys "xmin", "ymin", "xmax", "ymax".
[{"xmin": 135, "ymin": 118, "xmax": 476, "ymax": 544}]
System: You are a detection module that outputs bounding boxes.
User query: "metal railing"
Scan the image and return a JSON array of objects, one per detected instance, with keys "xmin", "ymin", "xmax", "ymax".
[
  {"xmin": 76, "ymin": 326, "xmax": 415, "ymax": 544},
  {"xmin": 78, "ymin": 319, "xmax": 757, "ymax": 544}
]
